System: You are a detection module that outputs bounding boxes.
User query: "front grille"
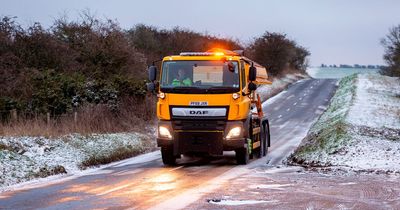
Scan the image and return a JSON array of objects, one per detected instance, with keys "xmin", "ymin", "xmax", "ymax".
[
  {"xmin": 176, "ymin": 131, "xmax": 224, "ymax": 155},
  {"xmin": 172, "ymin": 120, "xmax": 226, "ymax": 131},
  {"xmin": 169, "ymin": 106, "xmax": 229, "ymax": 120}
]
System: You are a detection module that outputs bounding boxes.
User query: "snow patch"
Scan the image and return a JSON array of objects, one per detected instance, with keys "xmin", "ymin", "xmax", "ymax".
[
  {"xmin": 257, "ymin": 73, "xmax": 308, "ymax": 102},
  {"xmin": 0, "ymin": 132, "xmax": 152, "ymax": 190},
  {"xmin": 347, "ymin": 74, "xmax": 400, "ymax": 130},
  {"xmin": 249, "ymin": 184, "xmax": 293, "ymax": 190},
  {"xmin": 208, "ymin": 199, "xmax": 277, "ymax": 206}
]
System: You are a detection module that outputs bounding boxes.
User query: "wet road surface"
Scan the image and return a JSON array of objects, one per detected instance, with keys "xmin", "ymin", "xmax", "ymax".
[
  {"xmin": 0, "ymin": 79, "xmax": 339, "ymax": 209},
  {"xmin": 187, "ymin": 166, "xmax": 400, "ymax": 210}
]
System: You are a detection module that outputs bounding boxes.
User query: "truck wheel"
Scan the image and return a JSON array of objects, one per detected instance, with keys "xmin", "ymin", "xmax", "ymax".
[
  {"xmin": 256, "ymin": 125, "xmax": 266, "ymax": 158},
  {"xmin": 264, "ymin": 120, "xmax": 270, "ymax": 156},
  {"xmin": 235, "ymin": 147, "xmax": 249, "ymax": 165},
  {"xmin": 161, "ymin": 146, "xmax": 176, "ymax": 166}
]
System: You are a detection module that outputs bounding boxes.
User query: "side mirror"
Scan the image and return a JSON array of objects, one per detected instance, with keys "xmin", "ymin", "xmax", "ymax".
[
  {"xmin": 249, "ymin": 64, "xmax": 256, "ymax": 81},
  {"xmin": 147, "ymin": 82, "xmax": 155, "ymax": 91},
  {"xmin": 148, "ymin": 66, "xmax": 157, "ymax": 82},
  {"xmin": 248, "ymin": 82, "xmax": 257, "ymax": 91}
]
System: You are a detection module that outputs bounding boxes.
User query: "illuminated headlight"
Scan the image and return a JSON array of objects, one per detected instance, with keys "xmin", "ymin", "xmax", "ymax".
[
  {"xmin": 232, "ymin": 93, "xmax": 240, "ymax": 100},
  {"xmin": 226, "ymin": 126, "xmax": 242, "ymax": 139},
  {"xmin": 159, "ymin": 125, "xmax": 172, "ymax": 139}
]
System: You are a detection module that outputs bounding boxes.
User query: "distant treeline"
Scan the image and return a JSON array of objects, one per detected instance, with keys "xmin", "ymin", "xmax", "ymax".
[
  {"xmin": 320, "ymin": 64, "xmax": 384, "ymax": 69},
  {"xmin": 0, "ymin": 14, "xmax": 309, "ymax": 123}
]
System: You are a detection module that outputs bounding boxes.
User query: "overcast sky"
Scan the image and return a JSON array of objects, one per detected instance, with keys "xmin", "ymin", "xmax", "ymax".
[{"xmin": 2, "ymin": 0, "xmax": 400, "ymax": 66}]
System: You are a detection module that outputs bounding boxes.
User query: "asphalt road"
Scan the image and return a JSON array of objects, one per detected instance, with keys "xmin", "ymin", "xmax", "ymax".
[{"xmin": 0, "ymin": 78, "xmax": 338, "ymax": 210}]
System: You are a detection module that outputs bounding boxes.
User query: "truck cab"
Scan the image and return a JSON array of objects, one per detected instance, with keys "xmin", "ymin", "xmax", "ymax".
[{"xmin": 147, "ymin": 49, "xmax": 271, "ymax": 165}]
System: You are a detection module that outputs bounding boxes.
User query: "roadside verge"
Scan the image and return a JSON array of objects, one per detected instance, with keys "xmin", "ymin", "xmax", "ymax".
[
  {"xmin": 288, "ymin": 73, "xmax": 400, "ymax": 173},
  {"xmin": 0, "ymin": 132, "xmax": 155, "ymax": 190}
]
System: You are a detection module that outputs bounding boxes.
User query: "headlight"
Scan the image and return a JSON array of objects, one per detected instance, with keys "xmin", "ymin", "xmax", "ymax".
[
  {"xmin": 226, "ymin": 126, "xmax": 242, "ymax": 139},
  {"xmin": 159, "ymin": 125, "xmax": 172, "ymax": 139}
]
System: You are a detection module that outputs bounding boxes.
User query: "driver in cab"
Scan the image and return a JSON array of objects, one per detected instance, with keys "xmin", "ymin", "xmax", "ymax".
[{"xmin": 172, "ymin": 69, "xmax": 192, "ymax": 86}]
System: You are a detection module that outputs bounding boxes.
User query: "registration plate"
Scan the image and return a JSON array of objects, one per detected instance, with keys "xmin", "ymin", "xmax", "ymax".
[{"xmin": 189, "ymin": 101, "xmax": 208, "ymax": 106}]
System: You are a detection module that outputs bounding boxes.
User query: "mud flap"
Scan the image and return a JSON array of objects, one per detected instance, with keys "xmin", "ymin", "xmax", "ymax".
[{"xmin": 247, "ymin": 138, "xmax": 252, "ymax": 155}]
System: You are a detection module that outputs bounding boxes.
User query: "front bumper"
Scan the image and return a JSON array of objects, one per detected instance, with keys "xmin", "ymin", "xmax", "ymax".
[{"xmin": 157, "ymin": 120, "xmax": 246, "ymax": 155}]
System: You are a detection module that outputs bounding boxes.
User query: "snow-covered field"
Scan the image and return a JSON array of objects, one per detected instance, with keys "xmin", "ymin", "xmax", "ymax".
[
  {"xmin": 289, "ymin": 74, "xmax": 400, "ymax": 173},
  {"xmin": 0, "ymin": 132, "xmax": 154, "ymax": 190}
]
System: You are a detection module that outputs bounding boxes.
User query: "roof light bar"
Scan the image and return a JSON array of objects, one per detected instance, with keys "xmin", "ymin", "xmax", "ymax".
[
  {"xmin": 179, "ymin": 52, "xmax": 215, "ymax": 56},
  {"xmin": 179, "ymin": 49, "xmax": 241, "ymax": 56}
]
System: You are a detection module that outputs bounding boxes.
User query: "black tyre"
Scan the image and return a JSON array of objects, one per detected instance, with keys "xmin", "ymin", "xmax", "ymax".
[
  {"xmin": 161, "ymin": 146, "xmax": 176, "ymax": 166},
  {"xmin": 256, "ymin": 125, "xmax": 266, "ymax": 158},
  {"xmin": 265, "ymin": 120, "xmax": 270, "ymax": 156},
  {"xmin": 235, "ymin": 147, "xmax": 249, "ymax": 165}
]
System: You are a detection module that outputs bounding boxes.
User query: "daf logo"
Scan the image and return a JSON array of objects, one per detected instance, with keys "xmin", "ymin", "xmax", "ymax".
[
  {"xmin": 171, "ymin": 107, "xmax": 226, "ymax": 117},
  {"xmin": 189, "ymin": 110, "xmax": 209, "ymax": 115}
]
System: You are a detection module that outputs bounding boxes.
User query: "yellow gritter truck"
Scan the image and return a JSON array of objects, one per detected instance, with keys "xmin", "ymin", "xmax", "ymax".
[{"xmin": 147, "ymin": 48, "xmax": 272, "ymax": 165}]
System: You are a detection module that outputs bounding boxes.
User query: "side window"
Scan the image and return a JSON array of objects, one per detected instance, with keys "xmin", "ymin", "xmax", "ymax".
[{"xmin": 240, "ymin": 61, "xmax": 246, "ymax": 90}]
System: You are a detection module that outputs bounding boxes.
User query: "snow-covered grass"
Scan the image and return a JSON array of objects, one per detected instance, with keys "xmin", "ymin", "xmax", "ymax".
[
  {"xmin": 257, "ymin": 73, "xmax": 309, "ymax": 102},
  {"xmin": 0, "ymin": 132, "xmax": 154, "ymax": 189},
  {"xmin": 289, "ymin": 74, "xmax": 400, "ymax": 173}
]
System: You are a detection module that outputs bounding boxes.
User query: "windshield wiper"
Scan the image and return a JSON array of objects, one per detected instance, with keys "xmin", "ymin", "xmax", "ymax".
[
  {"xmin": 207, "ymin": 86, "xmax": 235, "ymax": 90},
  {"xmin": 161, "ymin": 86, "xmax": 237, "ymax": 93},
  {"xmin": 161, "ymin": 86, "xmax": 202, "ymax": 93},
  {"xmin": 172, "ymin": 86, "xmax": 201, "ymax": 89}
]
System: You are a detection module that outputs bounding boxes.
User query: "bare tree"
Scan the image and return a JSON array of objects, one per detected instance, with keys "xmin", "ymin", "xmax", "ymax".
[
  {"xmin": 247, "ymin": 32, "xmax": 310, "ymax": 76},
  {"xmin": 381, "ymin": 24, "xmax": 400, "ymax": 77}
]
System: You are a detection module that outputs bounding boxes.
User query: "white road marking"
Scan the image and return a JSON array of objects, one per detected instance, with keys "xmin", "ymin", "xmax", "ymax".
[
  {"xmin": 97, "ymin": 183, "xmax": 135, "ymax": 196},
  {"xmin": 149, "ymin": 156, "xmax": 273, "ymax": 210},
  {"xmin": 209, "ymin": 199, "xmax": 277, "ymax": 206},
  {"xmin": 114, "ymin": 169, "xmax": 143, "ymax": 176},
  {"xmin": 315, "ymin": 110, "xmax": 323, "ymax": 114},
  {"xmin": 169, "ymin": 166, "xmax": 184, "ymax": 172},
  {"xmin": 248, "ymin": 184, "xmax": 293, "ymax": 190}
]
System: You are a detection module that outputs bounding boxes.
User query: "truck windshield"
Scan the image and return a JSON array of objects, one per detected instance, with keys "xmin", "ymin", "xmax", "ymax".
[{"xmin": 160, "ymin": 60, "xmax": 240, "ymax": 94}]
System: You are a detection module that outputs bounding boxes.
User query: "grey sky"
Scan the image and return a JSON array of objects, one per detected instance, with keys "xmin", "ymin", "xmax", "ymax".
[{"xmin": 2, "ymin": 0, "xmax": 400, "ymax": 66}]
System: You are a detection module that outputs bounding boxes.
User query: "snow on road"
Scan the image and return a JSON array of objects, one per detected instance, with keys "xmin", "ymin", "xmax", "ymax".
[
  {"xmin": 257, "ymin": 73, "xmax": 308, "ymax": 102},
  {"xmin": 208, "ymin": 199, "xmax": 276, "ymax": 206}
]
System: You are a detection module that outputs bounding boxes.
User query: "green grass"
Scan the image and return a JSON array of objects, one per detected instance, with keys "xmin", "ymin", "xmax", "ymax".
[
  {"xmin": 0, "ymin": 143, "xmax": 16, "ymax": 152},
  {"xmin": 79, "ymin": 145, "xmax": 146, "ymax": 168},
  {"xmin": 288, "ymin": 74, "xmax": 357, "ymax": 165}
]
